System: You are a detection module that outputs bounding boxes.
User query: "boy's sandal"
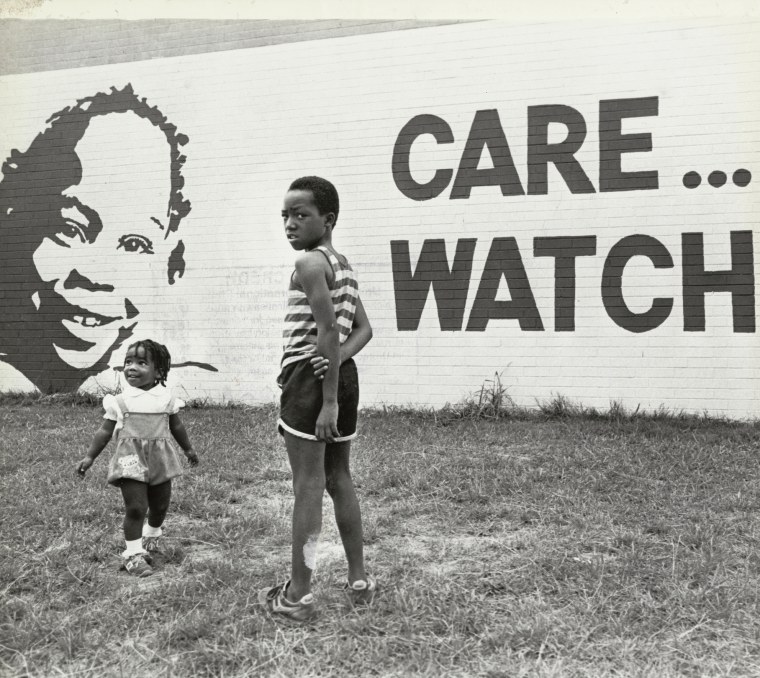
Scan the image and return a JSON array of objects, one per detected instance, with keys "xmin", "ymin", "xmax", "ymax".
[
  {"xmin": 258, "ymin": 581, "xmax": 317, "ymax": 624},
  {"xmin": 345, "ymin": 576, "xmax": 377, "ymax": 607}
]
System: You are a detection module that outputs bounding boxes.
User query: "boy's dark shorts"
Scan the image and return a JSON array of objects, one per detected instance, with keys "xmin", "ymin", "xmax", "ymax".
[{"xmin": 277, "ymin": 358, "xmax": 359, "ymax": 442}]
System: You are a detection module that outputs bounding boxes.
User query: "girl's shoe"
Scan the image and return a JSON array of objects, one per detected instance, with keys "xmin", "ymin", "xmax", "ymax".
[
  {"xmin": 346, "ymin": 576, "xmax": 377, "ymax": 606},
  {"xmin": 124, "ymin": 553, "xmax": 153, "ymax": 577},
  {"xmin": 258, "ymin": 581, "xmax": 317, "ymax": 624},
  {"xmin": 142, "ymin": 536, "xmax": 161, "ymax": 555}
]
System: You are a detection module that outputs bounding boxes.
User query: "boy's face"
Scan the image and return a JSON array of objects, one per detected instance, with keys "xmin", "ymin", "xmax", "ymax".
[{"xmin": 281, "ymin": 189, "xmax": 334, "ymax": 251}]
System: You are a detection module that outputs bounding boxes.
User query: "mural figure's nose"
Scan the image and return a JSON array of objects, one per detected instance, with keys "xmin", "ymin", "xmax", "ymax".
[{"xmin": 62, "ymin": 268, "xmax": 114, "ymax": 293}]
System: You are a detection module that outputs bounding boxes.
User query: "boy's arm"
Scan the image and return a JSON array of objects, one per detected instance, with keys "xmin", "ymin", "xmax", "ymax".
[
  {"xmin": 337, "ymin": 295, "xmax": 372, "ymax": 362},
  {"xmin": 77, "ymin": 419, "xmax": 116, "ymax": 476},
  {"xmin": 296, "ymin": 252, "xmax": 341, "ymax": 442},
  {"xmin": 310, "ymin": 295, "xmax": 372, "ymax": 377}
]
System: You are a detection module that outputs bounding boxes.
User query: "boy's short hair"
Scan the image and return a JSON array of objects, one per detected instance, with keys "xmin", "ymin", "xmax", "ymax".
[{"xmin": 289, "ymin": 176, "xmax": 339, "ymax": 223}]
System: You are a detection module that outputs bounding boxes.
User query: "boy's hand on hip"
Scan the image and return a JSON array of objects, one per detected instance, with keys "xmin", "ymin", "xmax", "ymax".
[
  {"xmin": 316, "ymin": 402, "xmax": 340, "ymax": 443},
  {"xmin": 310, "ymin": 354, "xmax": 329, "ymax": 380}
]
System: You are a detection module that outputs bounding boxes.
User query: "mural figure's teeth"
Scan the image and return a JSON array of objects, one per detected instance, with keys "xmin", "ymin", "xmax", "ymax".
[{"xmin": 72, "ymin": 314, "xmax": 103, "ymax": 327}]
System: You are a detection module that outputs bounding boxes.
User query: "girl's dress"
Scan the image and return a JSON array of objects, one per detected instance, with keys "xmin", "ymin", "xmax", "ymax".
[{"xmin": 105, "ymin": 384, "xmax": 185, "ymax": 486}]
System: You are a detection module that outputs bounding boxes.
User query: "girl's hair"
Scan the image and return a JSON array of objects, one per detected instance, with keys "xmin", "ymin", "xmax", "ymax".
[{"xmin": 126, "ymin": 339, "xmax": 172, "ymax": 386}]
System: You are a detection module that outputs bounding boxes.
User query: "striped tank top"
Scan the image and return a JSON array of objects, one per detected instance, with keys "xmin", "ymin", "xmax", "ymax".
[{"xmin": 282, "ymin": 246, "xmax": 359, "ymax": 367}]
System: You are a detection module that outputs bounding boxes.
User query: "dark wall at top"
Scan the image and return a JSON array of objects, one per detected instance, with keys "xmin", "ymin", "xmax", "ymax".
[{"xmin": 0, "ymin": 19, "xmax": 464, "ymax": 76}]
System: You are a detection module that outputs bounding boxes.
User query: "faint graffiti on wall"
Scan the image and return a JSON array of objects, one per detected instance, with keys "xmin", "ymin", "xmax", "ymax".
[{"xmin": 0, "ymin": 84, "xmax": 216, "ymax": 392}]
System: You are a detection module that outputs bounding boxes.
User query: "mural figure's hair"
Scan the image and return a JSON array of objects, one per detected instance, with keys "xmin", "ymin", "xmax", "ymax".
[
  {"xmin": 127, "ymin": 339, "xmax": 172, "ymax": 386},
  {"xmin": 0, "ymin": 83, "xmax": 191, "ymax": 283},
  {"xmin": 1, "ymin": 83, "xmax": 190, "ymax": 232},
  {"xmin": 289, "ymin": 176, "xmax": 340, "ymax": 224}
]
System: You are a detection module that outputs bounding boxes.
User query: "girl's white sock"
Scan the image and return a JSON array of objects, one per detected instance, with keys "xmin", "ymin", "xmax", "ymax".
[
  {"xmin": 143, "ymin": 524, "xmax": 162, "ymax": 538},
  {"xmin": 122, "ymin": 538, "xmax": 145, "ymax": 558}
]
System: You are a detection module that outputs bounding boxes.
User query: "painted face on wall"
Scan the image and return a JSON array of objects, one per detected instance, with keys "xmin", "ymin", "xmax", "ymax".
[{"xmin": 31, "ymin": 112, "xmax": 178, "ymax": 370}]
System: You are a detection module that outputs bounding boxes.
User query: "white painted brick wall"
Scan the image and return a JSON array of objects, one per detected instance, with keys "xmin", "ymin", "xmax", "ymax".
[{"xmin": 0, "ymin": 20, "xmax": 758, "ymax": 418}]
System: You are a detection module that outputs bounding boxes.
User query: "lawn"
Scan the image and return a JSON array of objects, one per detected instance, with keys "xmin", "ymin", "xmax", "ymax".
[{"xmin": 1, "ymin": 394, "xmax": 759, "ymax": 677}]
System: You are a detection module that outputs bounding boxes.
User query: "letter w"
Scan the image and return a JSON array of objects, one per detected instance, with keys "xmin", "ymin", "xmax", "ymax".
[{"xmin": 391, "ymin": 239, "xmax": 476, "ymax": 331}]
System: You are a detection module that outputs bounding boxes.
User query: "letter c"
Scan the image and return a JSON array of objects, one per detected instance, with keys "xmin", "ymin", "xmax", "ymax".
[
  {"xmin": 392, "ymin": 114, "xmax": 453, "ymax": 201},
  {"xmin": 602, "ymin": 234, "xmax": 673, "ymax": 332}
]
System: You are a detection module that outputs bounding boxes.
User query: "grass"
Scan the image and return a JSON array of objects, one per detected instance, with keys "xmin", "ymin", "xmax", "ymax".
[{"xmin": 1, "ymin": 390, "xmax": 759, "ymax": 677}]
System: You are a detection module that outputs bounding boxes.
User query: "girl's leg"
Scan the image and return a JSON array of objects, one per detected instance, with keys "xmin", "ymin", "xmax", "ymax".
[
  {"xmin": 325, "ymin": 440, "xmax": 367, "ymax": 584},
  {"xmin": 120, "ymin": 480, "xmax": 149, "ymax": 541},
  {"xmin": 284, "ymin": 431, "xmax": 326, "ymax": 602},
  {"xmin": 146, "ymin": 480, "xmax": 172, "ymax": 529}
]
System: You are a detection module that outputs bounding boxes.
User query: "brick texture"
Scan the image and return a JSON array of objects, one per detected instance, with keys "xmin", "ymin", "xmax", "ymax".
[{"xmin": 0, "ymin": 19, "xmax": 757, "ymax": 418}]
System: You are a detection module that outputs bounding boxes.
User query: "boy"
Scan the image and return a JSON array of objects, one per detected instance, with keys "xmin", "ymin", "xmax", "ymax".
[{"xmin": 259, "ymin": 176, "xmax": 376, "ymax": 623}]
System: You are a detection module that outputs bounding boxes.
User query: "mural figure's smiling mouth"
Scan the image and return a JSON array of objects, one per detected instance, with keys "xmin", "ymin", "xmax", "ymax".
[
  {"xmin": 71, "ymin": 312, "xmax": 116, "ymax": 328},
  {"xmin": 59, "ymin": 302, "xmax": 122, "ymax": 331},
  {"xmin": 62, "ymin": 306, "xmax": 121, "ymax": 327},
  {"xmin": 47, "ymin": 295, "xmax": 139, "ymax": 366}
]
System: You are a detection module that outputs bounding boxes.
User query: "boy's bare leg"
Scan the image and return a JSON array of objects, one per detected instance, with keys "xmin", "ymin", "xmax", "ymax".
[
  {"xmin": 325, "ymin": 441, "xmax": 367, "ymax": 584},
  {"xmin": 284, "ymin": 431, "xmax": 326, "ymax": 602}
]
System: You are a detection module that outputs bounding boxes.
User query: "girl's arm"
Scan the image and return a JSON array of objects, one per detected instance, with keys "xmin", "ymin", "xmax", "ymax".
[
  {"xmin": 76, "ymin": 419, "xmax": 116, "ymax": 477},
  {"xmin": 169, "ymin": 413, "xmax": 199, "ymax": 466}
]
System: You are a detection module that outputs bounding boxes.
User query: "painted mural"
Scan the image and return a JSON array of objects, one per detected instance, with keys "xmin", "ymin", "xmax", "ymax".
[
  {"xmin": 0, "ymin": 85, "xmax": 216, "ymax": 392},
  {"xmin": 0, "ymin": 20, "xmax": 757, "ymax": 417}
]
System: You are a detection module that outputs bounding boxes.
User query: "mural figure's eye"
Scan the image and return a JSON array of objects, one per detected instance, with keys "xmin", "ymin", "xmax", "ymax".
[
  {"xmin": 117, "ymin": 234, "xmax": 154, "ymax": 254},
  {"xmin": 50, "ymin": 220, "xmax": 87, "ymax": 248}
]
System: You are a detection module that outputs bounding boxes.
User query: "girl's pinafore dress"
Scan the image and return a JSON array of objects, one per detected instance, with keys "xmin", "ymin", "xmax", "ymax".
[{"xmin": 106, "ymin": 393, "xmax": 185, "ymax": 486}]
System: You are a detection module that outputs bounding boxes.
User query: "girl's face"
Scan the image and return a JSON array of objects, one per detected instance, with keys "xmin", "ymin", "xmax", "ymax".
[
  {"xmin": 30, "ymin": 112, "xmax": 178, "ymax": 370},
  {"xmin": 123, "ymin": 345, "xmax": 158, "ymax": 390}
]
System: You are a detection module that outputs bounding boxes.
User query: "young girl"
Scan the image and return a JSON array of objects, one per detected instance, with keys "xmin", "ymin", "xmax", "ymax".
[{"xmin": 76, "ymin": 339, "xmax": 199, "ymax": 577}]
